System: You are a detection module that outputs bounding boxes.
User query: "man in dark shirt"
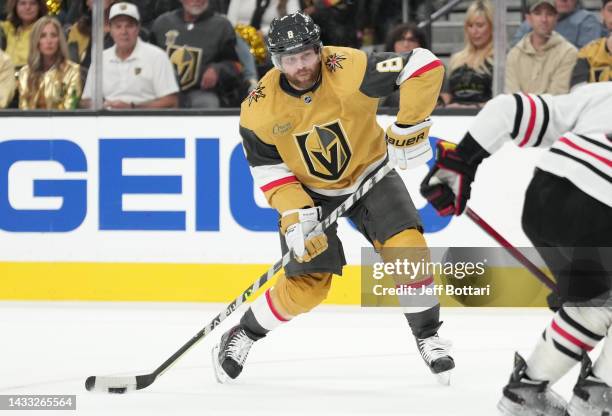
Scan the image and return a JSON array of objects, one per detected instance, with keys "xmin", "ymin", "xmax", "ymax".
[{"xmin": 151, "ymin": 0, "xmax": 243, "ymax": 107}]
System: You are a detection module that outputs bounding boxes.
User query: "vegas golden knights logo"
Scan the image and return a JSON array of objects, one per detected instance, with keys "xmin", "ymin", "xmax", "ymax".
[
  {"xmin": 165, "ymin": 31, "xmax": 202, "ymax": 90},
  {"xmin": 295, "ymin": 120, "xmax": 352, "ymax": 181}
]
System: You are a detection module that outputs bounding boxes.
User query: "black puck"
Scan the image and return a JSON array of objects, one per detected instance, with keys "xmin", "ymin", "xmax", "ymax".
[{"xmin": 85, "ymin": 376, "xmax": 95, "ymax": 391}]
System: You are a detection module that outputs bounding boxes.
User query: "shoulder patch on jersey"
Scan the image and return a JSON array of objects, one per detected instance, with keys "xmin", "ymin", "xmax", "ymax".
[
  {"xmin": 325, "ymin": 53, "xmax": 347, "ymax": 72},
  {"xmin": 246, "ymin": 83, "xmax": 266, "ymax": 106}
]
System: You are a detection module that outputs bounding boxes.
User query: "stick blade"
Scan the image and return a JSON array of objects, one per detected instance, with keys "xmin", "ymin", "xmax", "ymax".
[{"xmin": 85, "ymin": 375, "xmax": 138, "ymax": 394}]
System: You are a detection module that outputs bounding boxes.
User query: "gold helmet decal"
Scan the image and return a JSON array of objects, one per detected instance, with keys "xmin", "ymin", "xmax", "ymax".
[{"xmin": 295, "ymin": 120, "xmax": 352, "ymax": 181}]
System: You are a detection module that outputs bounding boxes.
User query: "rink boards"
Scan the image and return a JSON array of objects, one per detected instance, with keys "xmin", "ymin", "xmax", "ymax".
[{"xmin": 0, "ymin": 114, "xmax": 550, "ymax": 305}]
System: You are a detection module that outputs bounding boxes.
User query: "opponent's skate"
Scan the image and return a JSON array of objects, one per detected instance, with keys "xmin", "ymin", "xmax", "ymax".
[
  {"xmin": 212, "ymin": 325, "xmax": 257, "ymax": 383},
  {"xmin": 566, "ymin": 353, "xmax": 612, "ymax": 416},
  {"xmin": 415, "ymin": 333, "xmax": 455, "ymax": 385},
  {"xmin": 498, "ymin": 352, "xmax": 567, "ymax": 416}
]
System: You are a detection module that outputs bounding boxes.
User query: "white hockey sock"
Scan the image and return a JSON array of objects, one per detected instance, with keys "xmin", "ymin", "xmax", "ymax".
[
  {"xmin": 248, "ymin": 288, "xmax": 291, "ymax": 333},
  {"xmin": 526, "ymin": 306, "xmax": 608, "ymax": 383}
]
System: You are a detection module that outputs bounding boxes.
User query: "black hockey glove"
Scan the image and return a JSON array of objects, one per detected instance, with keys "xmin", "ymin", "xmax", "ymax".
[{"xmin": 420, "ymin": 134, "xmax": 489, "ymax": 216}]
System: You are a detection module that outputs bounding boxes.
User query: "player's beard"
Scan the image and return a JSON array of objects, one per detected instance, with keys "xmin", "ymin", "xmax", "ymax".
[{"xmin": 285, "ymin": 64, "xmax": 321, "ymax": 91}]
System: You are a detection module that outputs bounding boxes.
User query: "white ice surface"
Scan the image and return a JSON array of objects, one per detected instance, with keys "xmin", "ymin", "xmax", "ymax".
[{"xmin": 0, "ymin": 302, "xmax": 587, "ymax": 416}]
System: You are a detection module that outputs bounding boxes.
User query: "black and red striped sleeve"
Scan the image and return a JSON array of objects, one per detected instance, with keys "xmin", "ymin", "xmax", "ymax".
[{"xmin": 467, "ymin": 92, "xmax": 555, "ymax": 154}]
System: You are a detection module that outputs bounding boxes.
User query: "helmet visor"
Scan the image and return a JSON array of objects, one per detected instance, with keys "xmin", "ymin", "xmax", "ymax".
[{"xmin": 271, "ymin": 45, "xmax": 321, "ymax": 73}]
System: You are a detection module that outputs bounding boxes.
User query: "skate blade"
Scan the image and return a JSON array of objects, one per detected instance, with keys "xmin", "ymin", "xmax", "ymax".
[
  {"xmin": 211, "ymin": 344, "xmax": 232, "ymax": 384},
  {"xmin": 498, "ymin": 396, "xmax": 524, "ymax": 416},
  {"xmin": 497, "ymin": 396, "xmax": 565, "ymax": 416},
  {"xmin": 566, "ymin": 396, "xmax": 609, "ymax": 416},
  {"xmin": 435, "ymin": 370, "xmax": 452, "ymax": 386}
]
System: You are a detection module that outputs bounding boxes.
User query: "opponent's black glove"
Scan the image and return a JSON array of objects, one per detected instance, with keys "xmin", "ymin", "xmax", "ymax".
[{"xmin": 420, "ymin": 134, "xmax": 489, "ymax": 216}]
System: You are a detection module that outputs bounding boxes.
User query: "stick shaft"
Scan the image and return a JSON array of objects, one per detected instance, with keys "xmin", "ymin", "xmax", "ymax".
[
  {"xmin": 465, "ymin": 207, "xmax": 557, "ymax": 291},
  {"xmin": 151, "ymin": 163, "xmax": 393, "ymax": 380}
]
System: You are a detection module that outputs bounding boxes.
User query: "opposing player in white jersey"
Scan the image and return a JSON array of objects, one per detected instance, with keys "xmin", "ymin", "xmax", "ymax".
[{"xmin": 421, "ymin": 82, "xmax": 612, "ymax": 415}]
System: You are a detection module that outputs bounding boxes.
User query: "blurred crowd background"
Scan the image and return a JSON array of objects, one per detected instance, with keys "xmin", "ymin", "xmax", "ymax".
[{"xmin": 0, "ymin": 0, "xmax": 610, "ymax": 111}]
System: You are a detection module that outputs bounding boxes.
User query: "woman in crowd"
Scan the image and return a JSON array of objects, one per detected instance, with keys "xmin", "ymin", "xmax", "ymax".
[
  {"xmin": 0, "ymin": 0, "xmax": 47, "ymax": 68},
  {"xmin": 440, "ymin": 0, "xmax": 493, "ymax": 108},
  {"xmin": 385, "ymin": 22, "xmax": 428, "ymax": 54},
  {"xmin": 380, "ymin": 22, "xmax": 428, "ymax": 107},
  {"xmin": 17, "ymin": 16, "xmax": 81, "ymax": 109}
]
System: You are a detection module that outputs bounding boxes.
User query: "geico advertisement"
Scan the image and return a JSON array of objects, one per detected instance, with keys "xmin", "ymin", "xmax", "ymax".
[{"xmin": 0, "ymin": 115, "xmax": 544, "ymax": 264}]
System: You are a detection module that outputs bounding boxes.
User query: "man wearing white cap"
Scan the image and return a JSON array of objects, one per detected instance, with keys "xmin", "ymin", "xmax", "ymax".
[{"xmin": 81, "ymin": 2, "xmax": 179, "ymax": 109}]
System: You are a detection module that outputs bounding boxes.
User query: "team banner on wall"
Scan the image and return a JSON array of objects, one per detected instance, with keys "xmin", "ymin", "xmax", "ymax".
[{"xmin": 0, "ymin": 115, "xmax": 549, "ymax": 303}]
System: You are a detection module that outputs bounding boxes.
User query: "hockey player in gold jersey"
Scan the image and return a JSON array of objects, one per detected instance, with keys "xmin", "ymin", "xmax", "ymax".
[{"xmin": 212, "ymin": 11, "xmax": 454, "ymax": 385}]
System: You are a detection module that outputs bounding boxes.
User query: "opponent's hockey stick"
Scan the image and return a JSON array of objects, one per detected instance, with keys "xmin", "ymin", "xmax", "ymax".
[
  {"xmin": 85, "ymin": 163, "xmax": 394, "ymax": 394},
  {"xmin": 464, "ymin": 207, "xmax": 557, "ymax": 291}
]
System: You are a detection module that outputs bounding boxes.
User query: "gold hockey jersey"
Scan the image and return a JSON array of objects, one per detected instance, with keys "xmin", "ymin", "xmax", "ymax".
[{"xmin": 239, "ymin": 45, "xmax": 444, "ymax": 213}]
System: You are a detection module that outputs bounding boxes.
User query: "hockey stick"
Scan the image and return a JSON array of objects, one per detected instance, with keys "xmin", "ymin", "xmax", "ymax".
[
  {"xmin": 464, "ymin": 207, "xmax": 557, "ymax": 292},
  {"xmin": 85, "ymin": 163, "xmax": 394, "ymax": 394}
]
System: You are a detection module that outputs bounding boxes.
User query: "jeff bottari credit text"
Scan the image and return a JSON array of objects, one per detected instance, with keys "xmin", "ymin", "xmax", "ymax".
[{"xmin": 370, "ymin": 259, "xmax": 491, "ymax": 297}]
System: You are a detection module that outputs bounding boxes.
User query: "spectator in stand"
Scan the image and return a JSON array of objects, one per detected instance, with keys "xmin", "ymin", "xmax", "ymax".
[
  {"xmin": 571, "ymin": 0, "xmax": 612, "ymax": 87},
  {"xmin": 604, "ymin": 0, "xmax": 612, "ymax": 31},
  {"xmin": 226, "ymin": 0, "xmax": 299, "ymax": 35},
  {"xmin": 505, "ymin": 0, "xmax": 577, "ymax": 94},
  {"xmin": 17, "ymin": 16, "xmax": 81, "ymax": 109},
  {"xmin": 66, "ymin": 0, "xmax": 153, "ymax": 82},
  {"xmin": 66, "ymin": 0, "xmax": 114, "ymax": 80},
  {"xmin": 380, "ymin": 22, "xmax": 427, "ymax": 107},
  {"xmin": 0, "ymin": 0, "xmax": 47, "ymax": 68},
  {"xmin": 80, "ymin": 2, "xmax": 179, "ymax": 108},
  {"xmin": 303, "ymin": 0, "xmax": 357, "ymax": 48},
  {"xmin": 226, "ymin": 0, "xmax": 299, "ymax": 88},
  {"xmin": 153, "ymin": 0, "xmax": 229, "ymax": 28},
  {"xmin": 440, "ymin": 0, "xmax": 493, "ymax": 108},
  {"xmin": 512, "ymin": 0, "xmax": 602, "ymax": 48},
  {"xmin": 0, "ymin": 48, "xmax": 15, "ymax": 107},
  {"xmin": 385, "ymin": 22, "xmax": 428, "ymax": 53},
  {"xmin": 151, "ymin": 0, "xmax": 244, "ymax": 108},
  {"xmin": 356, "ymin": 0, "xmax": 403, "ymax": 47}
]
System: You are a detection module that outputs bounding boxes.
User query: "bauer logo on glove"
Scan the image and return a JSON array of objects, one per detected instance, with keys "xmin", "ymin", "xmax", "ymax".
[{"xmin": 385, "ymin": 119, "xmax": 433, "ymax": 170}]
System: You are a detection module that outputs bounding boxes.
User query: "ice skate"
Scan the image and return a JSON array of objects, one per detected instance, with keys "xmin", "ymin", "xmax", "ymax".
[
  {"xmin": 212, "ymin": 325, "xmax": 257, "ymax": 384},
  {"xmin": 497, "ymin": 352, "xmax": 566, "ymax": 416},
  {"xmin": 415, "ymin": 333, "xmax": 455, "ymax": 385},
  {"xmin": 566, "ymin": 353, "xmax": 612, "ymax": 416}
]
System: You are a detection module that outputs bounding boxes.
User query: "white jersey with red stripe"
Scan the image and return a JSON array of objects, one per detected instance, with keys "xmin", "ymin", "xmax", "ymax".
[{"xmin": 467, "ymin": 82, "xmax": 612, "ymax": 207}]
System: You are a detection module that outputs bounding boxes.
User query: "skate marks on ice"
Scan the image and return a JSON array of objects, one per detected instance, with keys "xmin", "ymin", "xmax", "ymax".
[{"xmin": 0, "ymin": 302, "xmax": 582, "ymax": 416}]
